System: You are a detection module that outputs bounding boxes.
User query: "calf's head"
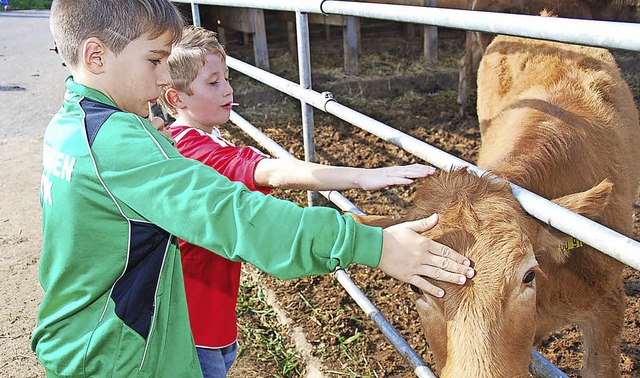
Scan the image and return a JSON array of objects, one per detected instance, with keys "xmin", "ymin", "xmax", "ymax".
[{"xmin": 353, "ymin": 169, "xmax": 612, "ymax": 377}]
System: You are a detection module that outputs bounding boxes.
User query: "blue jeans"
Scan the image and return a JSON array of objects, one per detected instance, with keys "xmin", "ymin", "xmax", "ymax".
[{"xmin": 196, "ymin": 342, "xmax": 238, "ymax": 378}]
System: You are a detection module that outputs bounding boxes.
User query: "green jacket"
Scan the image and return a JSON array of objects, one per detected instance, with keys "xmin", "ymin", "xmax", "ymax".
[{"xmin": 32, "ymin": 77, "xmax": 383, "ymax": 377}]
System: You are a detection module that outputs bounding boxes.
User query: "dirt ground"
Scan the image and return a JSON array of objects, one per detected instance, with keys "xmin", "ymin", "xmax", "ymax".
[{"xmin": 1, "ymin": 9, "xmax": 639, "ymax": 378}]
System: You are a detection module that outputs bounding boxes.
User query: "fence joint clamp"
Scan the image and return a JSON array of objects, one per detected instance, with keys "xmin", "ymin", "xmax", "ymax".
[
  {"xmin": 321, "ymin": 91, "xmax": 336, "ymax": 111},
  {"xmin": 319, "ymin": 0, "xmax": 330, "ymax": 15}
]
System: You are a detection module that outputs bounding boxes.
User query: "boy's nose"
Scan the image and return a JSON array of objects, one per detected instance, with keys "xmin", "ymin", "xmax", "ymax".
[{"xmin": 157, "ymin": 65, "xmax": 171, "ymax": 88}]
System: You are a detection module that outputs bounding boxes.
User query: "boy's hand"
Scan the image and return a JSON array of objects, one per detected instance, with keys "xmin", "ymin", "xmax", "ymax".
[
  {"xmin": 357, "ymin": 164, "xmax": 436, "ymax": 190},
  {"xmin": 378, "ymin": 213, "xmax": 475, "ymax": 298}
]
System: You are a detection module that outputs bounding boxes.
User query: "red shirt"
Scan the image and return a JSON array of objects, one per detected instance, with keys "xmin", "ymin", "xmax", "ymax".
[{"xmin": 169, "ymin": 125, "xmax": 270, "ymax": 348}]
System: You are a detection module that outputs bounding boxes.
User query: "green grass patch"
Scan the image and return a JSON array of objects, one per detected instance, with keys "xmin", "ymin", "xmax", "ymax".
[
  {"xmin": 234, "ymin": 279, "xmax": 304, "ymax": 377},
  {"xmin": 6, "ymin": 0, "xmax": 52, "ymax": 10}
]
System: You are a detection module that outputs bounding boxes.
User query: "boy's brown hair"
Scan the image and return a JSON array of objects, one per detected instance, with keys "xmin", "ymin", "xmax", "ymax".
[
  {"xmin": 50, "ymin": 0, "xmax": 184, "ymax": 68},
  {"xmin": 160, "ymin": 26, "xmax": 227, "ymax": 115}
]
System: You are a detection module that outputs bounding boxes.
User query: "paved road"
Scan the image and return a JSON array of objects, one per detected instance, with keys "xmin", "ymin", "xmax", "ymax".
[{"xmin": 0, "ymin": 10, "xmax": 68, "ymax": 140}]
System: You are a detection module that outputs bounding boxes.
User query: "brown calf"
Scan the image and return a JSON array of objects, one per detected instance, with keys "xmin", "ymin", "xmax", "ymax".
[
  {"xmin": 355, "ymin": 35, "xmax": 640, "ymax": 377},
  {"xmin": 457, "ymin": 0, "xmax": 640, "ymax": 110}
]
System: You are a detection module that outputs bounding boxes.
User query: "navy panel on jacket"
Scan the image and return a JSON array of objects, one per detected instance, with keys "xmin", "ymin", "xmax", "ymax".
[
  {"xmin": 80, "ymin": 98, "xmax": 120, "ymax": 146},
  {"xmin": 111, "ymin": 220, "xmax": 170, "ymax": 339}
]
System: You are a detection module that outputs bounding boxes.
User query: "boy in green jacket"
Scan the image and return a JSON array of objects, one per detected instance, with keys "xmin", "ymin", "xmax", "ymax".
[{"xmin": 33, "ymin": 1, "xmax": 474, "ymax": 377}]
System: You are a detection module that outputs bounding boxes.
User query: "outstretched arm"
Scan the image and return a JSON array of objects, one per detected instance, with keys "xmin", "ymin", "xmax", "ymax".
[{"xmin": 254, "ymin": 158, "xmax": 436, "ymax": 191}]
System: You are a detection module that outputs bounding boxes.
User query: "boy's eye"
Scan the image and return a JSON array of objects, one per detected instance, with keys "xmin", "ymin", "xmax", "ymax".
[{"xmin": 150, "ymin": 59, "xmax": 161, "ymax": 66}]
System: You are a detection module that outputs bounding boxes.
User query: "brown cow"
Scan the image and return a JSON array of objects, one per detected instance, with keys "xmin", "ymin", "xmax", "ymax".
[
  {"xmin": 457, "ymin": 0, "xmax": 640, "ymax": 110},
  {"xmin": 354, "ymin": 35, "xmax": 640, "ymax": 377}
]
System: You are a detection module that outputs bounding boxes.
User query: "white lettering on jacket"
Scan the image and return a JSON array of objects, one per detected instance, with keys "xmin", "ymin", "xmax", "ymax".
[{"xmin": 41, "ymin": 145, "xmax": 77, "ymax": 206}]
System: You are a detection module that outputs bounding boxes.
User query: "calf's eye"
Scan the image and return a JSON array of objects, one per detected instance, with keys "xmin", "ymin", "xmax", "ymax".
[{"xmin": 523, "ymin": 271, "xmax": 536, "ymax": 284}]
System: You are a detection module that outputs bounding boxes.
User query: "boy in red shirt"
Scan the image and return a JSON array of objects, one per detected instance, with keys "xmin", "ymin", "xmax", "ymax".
[{"xmin": 160, "ymin": 26, "xmax": 473, "ymax": 377}]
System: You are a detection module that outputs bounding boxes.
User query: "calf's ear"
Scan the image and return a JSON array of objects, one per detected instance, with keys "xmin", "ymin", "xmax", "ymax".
[
  {"xmin": 551, "ymin": 178, "xmax": 613, "ymax": 221},
  {"xmin": 534, "ymin": 178, "xmax": 613, "ymax": 264},
  {"xmin": 347, "ymin": 213, "xmax": 401, "ymax": 229}
]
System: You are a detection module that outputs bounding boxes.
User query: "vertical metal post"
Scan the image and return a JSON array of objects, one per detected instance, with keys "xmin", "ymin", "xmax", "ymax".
[
  {"xmin": 190, "ymin": 1, "xmax": 201, "ymax": 27},
  {"xmin": 295, "ymin": 11, "xmax": 319, "ymax": 207}
]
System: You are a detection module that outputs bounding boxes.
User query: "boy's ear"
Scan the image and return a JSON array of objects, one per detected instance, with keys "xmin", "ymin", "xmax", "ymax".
[
  {"xmin": 82, "ymin": 37, "xmax": 107, "ymax": 74},
  {"xmin": 165, "ymin": 88, "xmax": 186, "ymax": 110}
]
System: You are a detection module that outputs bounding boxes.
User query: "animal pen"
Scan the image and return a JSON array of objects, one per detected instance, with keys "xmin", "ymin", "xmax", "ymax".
[{"xmin": 171, "ymin": 1, "xmax": 640, "ymax": 377}]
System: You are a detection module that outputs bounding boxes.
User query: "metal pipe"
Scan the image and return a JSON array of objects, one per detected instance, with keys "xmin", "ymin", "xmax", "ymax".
[
  {"xmin": 225, "ymin": 55, "xmax": 640, "ymax": 271},
  {"xmin": 295, "ymin": 11, "xmax": 319, "ymax": 207},
  {"xmin": 530, "ymin": 349, "xmax": 569, "ymax": 378},
  {"xmin": 322, "ymin": 99, "xmax": 640, "ymax": 273},
  {"xmin": 334, "ymin": 268, "xmax": 438, "ymax": 378},
  {"xmin": 172, "ymin": 0, "xmax": 326, "ymax": 13},
  {"xmin": 229, "ymin": 110, "xmax": 435, "ymax": 375},
  {"xmin": 172, "ymin": 0, "xmax": 640, "ymax": 52},
  {"xmin": 228, "ymin": 111, "xmax": 362, "ymax": 214},
  {"xmin": 321, "ymin": 1, "xmax": 640, "ymax": 51},
  {"xmin": 190, "ymin": 0, "xmax": 201, "ymax": 27},
  {"xmin": 228, "ymin": 110, "xmax": 567, "ymax": 378}
]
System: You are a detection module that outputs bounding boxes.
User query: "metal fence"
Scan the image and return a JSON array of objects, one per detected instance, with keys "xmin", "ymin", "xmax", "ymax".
[{"xmin": 172, "ymin": 1, "xmax": 640, "ymax": 377}]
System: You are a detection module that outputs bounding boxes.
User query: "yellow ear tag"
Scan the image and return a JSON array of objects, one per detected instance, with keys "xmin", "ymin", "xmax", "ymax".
[{"xmin": 557, "ymin": 237, "xmax": 585, "ymax": 253}]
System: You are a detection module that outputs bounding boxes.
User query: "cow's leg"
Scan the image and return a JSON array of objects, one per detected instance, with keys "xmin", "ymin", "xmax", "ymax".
[{"xmin": 578, "ymin": 284, "xmax": 625, "ymax": 378}]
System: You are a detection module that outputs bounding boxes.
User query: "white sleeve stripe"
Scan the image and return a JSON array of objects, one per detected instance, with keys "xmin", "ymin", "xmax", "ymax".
[{"xmin": 173, "ymin": 128, "xmax": 197, "ymax": 144}]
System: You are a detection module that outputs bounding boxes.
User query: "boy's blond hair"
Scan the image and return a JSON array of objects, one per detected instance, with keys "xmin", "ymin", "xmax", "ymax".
[
  {"xmin": 50, "ymin": 0, "xmax": 184, "ymax": 68},
  {"xmin": 160, "ymin": 26, "xmax": 227, "ymax": 116}
]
